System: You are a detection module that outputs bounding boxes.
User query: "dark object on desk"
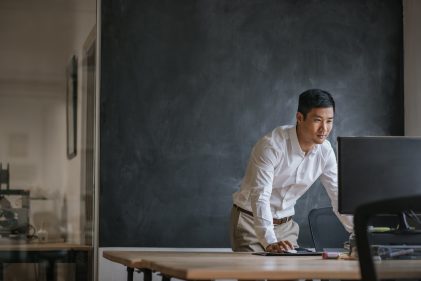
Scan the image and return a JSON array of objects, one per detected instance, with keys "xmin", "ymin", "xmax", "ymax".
[
  {"xmin": 355, "ymin": 195, "xmax": 421, "ymax": 281},
  {"xmin": 371, "ymin": 245, "xmax": 421, "ymax": 260},
  {"xmin": 253, "ymin": 248, "xmax": 322, "ymax": 256},
  {"xmin": 0, "ymin": 189, "xmax": 30, "ymax": 238},
  {"xmin": 308, "ymin": 207, "xmax": 349, "ymax": 252}
]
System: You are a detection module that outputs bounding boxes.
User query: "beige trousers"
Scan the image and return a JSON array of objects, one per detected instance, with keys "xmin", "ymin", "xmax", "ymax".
[{"xmin": 229, "ymin": 205, "xmax": 299, "ymax": 252}]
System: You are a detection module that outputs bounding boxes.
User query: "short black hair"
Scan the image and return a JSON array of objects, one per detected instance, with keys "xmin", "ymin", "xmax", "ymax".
[{"xmin": 297, "ymin": 89, "xmax": 335, "ymax": 118}]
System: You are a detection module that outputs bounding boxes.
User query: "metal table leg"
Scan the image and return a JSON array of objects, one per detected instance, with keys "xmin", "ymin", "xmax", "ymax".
[
  {"xmin": 143, "ymin": 269, "xmax": 152, "ymax": 281},
  {"xmin": 45, "ymin": 259, "xmax": 55, "ymax": 281},
  {"xmin": 127, "ymin": 267, "xmax": 134, "ymax": 281}
]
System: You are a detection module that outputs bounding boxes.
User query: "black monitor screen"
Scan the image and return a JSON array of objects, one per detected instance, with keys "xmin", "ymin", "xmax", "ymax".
[{"xmin": 338, "ymin": 137, "xmax": 421, "ymax": 214}]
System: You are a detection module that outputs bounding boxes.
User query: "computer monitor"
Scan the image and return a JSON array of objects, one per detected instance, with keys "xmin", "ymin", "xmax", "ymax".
[{"xmin": 337, "ymin": 137, "xmax": 421, "ymax": 230}]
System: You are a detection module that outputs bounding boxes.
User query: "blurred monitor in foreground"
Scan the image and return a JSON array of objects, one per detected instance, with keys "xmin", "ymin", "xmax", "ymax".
[{"xmin": 338, "ymin": 136, "xmax": 421, "ymax": 232}]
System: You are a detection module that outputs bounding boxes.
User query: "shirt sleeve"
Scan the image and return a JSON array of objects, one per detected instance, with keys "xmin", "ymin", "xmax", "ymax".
[
  {"xmin": 319, "ymin": 148, "xmax": 354, "ymax": 233},
  {"xmin": 246, "ymin": 142, "xmax": 279, "ymax": 248}
]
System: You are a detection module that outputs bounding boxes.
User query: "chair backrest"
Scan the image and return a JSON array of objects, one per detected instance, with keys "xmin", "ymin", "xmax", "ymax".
[
  {"xmin": 354, "ymin": 196, "xmax": 421, "ymax": 281},
  {"xmin": 308, "ymin": 207, "xmax": 349, "ymax": 251}
]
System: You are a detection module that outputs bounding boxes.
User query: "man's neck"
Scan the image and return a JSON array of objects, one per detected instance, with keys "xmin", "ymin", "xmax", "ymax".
[{"xmin": 296, "ymin": 126, "xmax": 314, "ymax": 155}]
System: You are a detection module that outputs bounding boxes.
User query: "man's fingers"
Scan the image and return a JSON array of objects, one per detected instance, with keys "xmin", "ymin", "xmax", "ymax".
[
  {"xmin": 277, "ymin": 240, "xmax": 294, "ymax": 251},
  {"xmin": 266, "ymin": 243, "xmax": 281, "ymax": 253},
  {"xmin": 265, "ymin": 240, "xmax": 295, "ymax": 252},
  {"xmin": 283, "ymin": 240, "xmax": 294, "ymax": 250},
  {"xmin": 271, "ymin": 243, "xmax": 281, "ymax": 252},
  {"xmin": 277, "ymin": 241, "xmax": 289, "ymax": 251}
]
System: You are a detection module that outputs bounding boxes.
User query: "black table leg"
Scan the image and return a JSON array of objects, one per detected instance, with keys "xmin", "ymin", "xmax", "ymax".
[
  {"xmin": 75, "ymin": 250, "xmax": 88, "ymax": 281},
  {"xmin": 127, "ymin": 267, "xmax": 134, "ymax": 281},
  {"xmin": 144, "ymin": 269, "xmax": 152, "ymax": 281},
  {"xmin": 45, "ymin": 259, "xmax": 54, "ymax": 281}
]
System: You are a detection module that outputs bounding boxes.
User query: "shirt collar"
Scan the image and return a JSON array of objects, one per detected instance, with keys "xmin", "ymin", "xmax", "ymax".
[{"xmin": 288, "ymin": 126, "xmax": 318, "ymax": 156}]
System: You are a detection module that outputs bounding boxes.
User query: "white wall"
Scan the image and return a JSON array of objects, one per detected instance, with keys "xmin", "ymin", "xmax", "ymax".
[
  {"xmin": 0, "ymin": 0, "xmax": 95, "ymax": 244},
  {"xmin": 0, "ymin": 0, "xmax": 95, "ymax": 279},
  {"xmin": 404, "ymin": 0, "xmax": 421, "ymax": 135},
  {"xmin": 0, "ymin": 81, "xmax": 68, "ymax": 241},
  {"xmin": 0, "ymin": 0, "xmax": 73, "ymax": 242}
]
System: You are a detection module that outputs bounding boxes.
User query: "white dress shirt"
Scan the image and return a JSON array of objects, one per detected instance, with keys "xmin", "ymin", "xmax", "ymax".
[{"xmin": 233, "ymin": 125, "xmax": 353, "ymax": 248}]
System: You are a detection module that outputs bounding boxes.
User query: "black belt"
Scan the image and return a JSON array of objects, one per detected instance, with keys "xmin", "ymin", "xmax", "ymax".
[{"xmin": 234, "ymin": 204, "xmax": 292, "ymax": 225}]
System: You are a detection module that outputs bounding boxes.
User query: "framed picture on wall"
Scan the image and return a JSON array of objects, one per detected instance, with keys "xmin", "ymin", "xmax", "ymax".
[{"xmin": 66, "ymin": 55, "xmax": 78, "ymax": 159}]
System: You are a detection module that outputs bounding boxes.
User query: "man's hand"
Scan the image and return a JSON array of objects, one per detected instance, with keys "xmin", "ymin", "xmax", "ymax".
[{"xmin": 265, "ymin": 241, "xmax": 294, "ymax": 253}]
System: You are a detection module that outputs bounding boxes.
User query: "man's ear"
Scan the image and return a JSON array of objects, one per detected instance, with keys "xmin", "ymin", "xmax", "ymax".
[{"xmin": 296, "ymin": 112, "xmax": 304, "ymax": 124}]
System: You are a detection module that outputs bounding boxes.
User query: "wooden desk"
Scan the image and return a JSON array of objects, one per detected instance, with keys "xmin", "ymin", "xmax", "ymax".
[
  {"xmin": 103, "ymin": 250, "xmax": 421, "ymax": 281},
  {"xmin": 0, "ymin": 242, "xmax": 92, "ymax": 281}
]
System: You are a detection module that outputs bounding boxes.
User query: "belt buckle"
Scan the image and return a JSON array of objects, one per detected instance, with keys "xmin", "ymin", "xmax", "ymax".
[{"xmin": 274, "ymin": 216, "xmax": 290, "ymax": 225}]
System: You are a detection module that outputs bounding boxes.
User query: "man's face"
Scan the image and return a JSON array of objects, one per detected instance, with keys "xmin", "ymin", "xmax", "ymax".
[{"xmin": 296, "ymin": 107, "xmax": 334, "ymax": 145}]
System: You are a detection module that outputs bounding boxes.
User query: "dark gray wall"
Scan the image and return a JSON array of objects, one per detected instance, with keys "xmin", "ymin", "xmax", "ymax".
[{"xmin": 100, "ymin": 0, "xmax": 403, "ymax": 247}]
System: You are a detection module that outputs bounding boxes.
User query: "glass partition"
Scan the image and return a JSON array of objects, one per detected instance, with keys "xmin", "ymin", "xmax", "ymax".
[{"xmin": 0, "ymin": 0, "xmax": 97, "ymax": 280}]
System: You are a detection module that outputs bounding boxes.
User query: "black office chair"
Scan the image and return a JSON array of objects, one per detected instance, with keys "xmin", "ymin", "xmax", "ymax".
[
  {"xmin": 308, "ymin": 207, "xmax": 349, "ymax": 252},
  {"xmin": 354, "ymin": 196, "xmax": 421, "ymax": 281}
]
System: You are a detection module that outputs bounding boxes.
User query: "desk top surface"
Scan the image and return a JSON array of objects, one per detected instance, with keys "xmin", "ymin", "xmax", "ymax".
[
  {"xmin": 0, "ymin": 242, "xmax": 92, "ymax": 251},
  {"xmin": 104, "ymin": 250, "xmax": 421, "ymax": 280}
]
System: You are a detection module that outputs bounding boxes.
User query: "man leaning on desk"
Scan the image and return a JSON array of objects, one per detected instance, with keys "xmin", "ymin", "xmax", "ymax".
[{"xmin": 230, "ymin": 89, "xmax": 353, "ymax": 253}]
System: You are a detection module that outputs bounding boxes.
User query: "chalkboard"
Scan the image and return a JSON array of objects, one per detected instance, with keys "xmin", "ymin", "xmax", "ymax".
[{"xmin": 100, "ymin": 0, "xmax": 403, "ymax": 247}]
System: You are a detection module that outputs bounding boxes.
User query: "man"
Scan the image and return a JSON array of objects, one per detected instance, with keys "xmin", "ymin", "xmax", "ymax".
[{"xmin": 230, "ymin": 89, "xmax": 353, "ymax": 253}]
